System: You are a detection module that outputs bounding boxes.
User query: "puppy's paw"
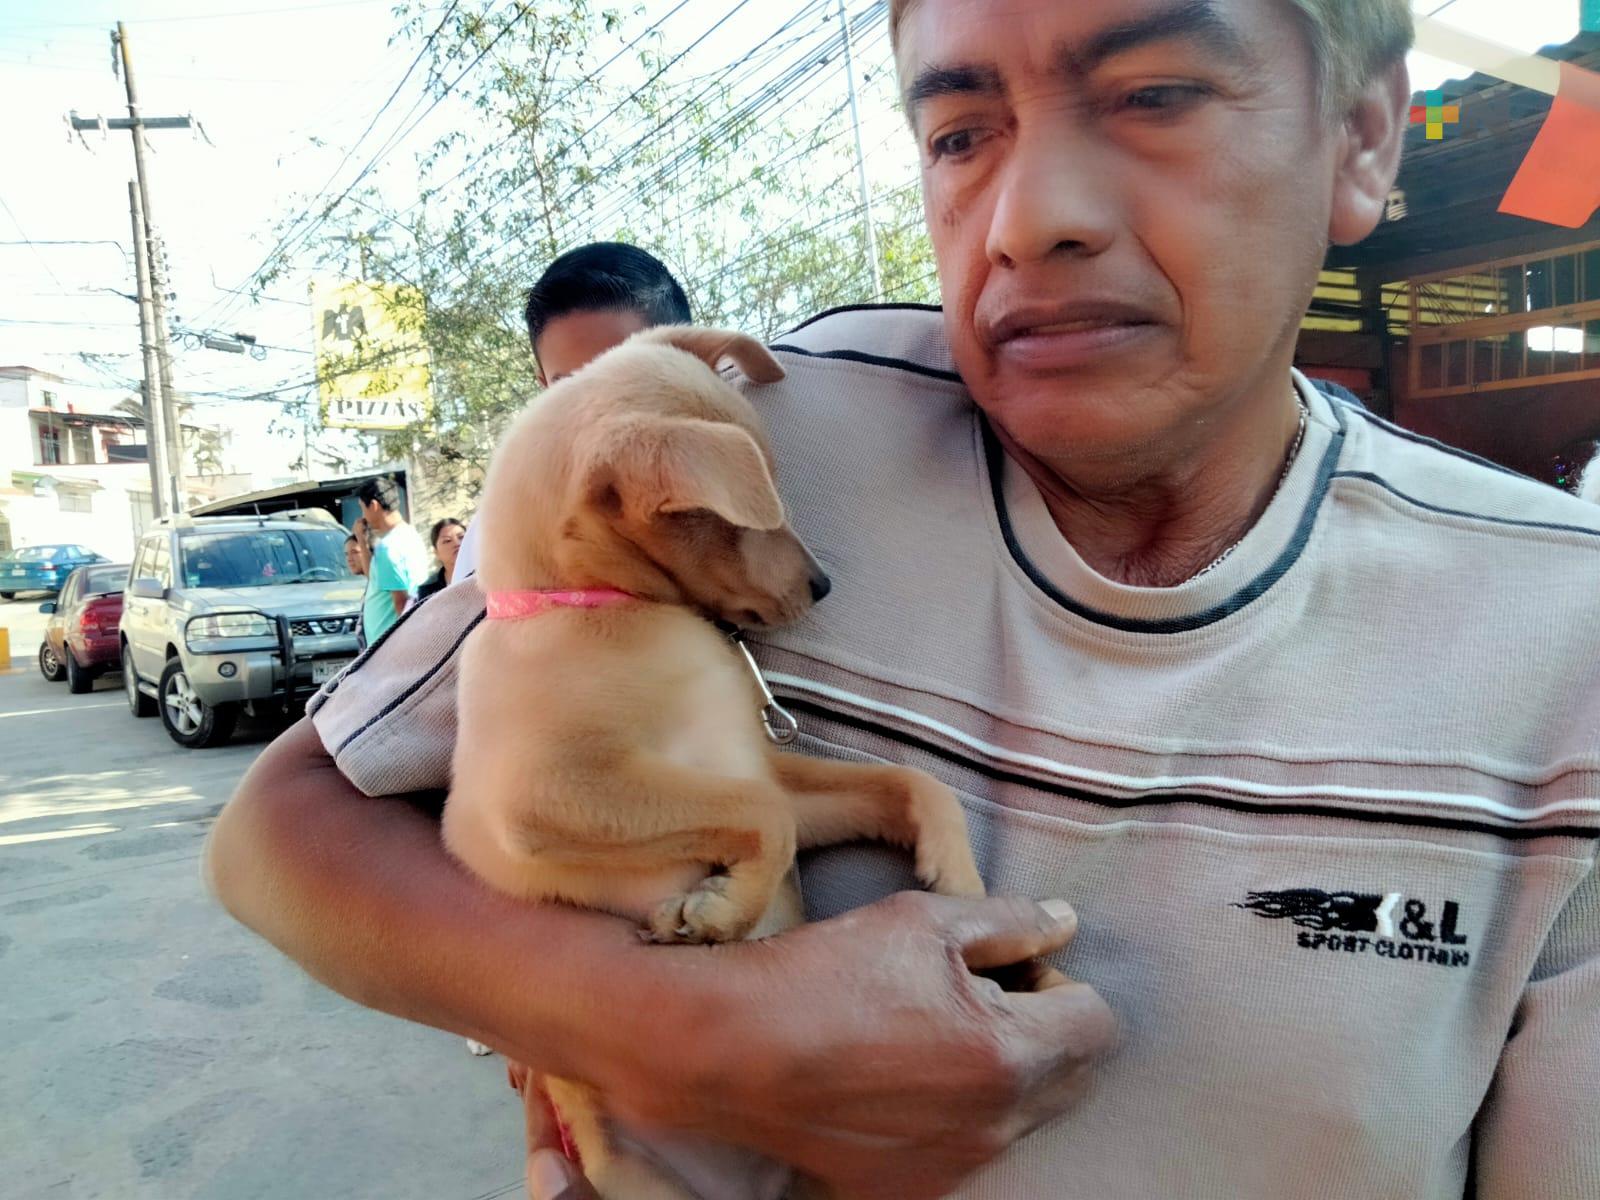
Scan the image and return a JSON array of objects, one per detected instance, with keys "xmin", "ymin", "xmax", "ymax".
[
  {"xmin": 917, "ymin": 844, "xmax": 986, "ymax": 899},
  {"xmin": 899, "ymin": 770, "xmax": 986, "ymax": 898},
  {"xmin": 644, "ymin": 877, "xmax": 752, "ymax": 945}
]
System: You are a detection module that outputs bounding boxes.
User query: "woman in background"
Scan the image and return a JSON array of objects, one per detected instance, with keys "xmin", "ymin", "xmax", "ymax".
[
  {"xmin": 344, "ymin": 534, "xmax": 367, "ymax": 578},
  {"xmin": 416, "ymin": 517, "xmax": 466, "ymax": 601}
]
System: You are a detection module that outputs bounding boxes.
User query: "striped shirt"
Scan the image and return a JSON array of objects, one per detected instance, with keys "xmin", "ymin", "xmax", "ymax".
[{"xmin": 310, "ymin": 306, "xmax": 1600, "ymax": 1199}]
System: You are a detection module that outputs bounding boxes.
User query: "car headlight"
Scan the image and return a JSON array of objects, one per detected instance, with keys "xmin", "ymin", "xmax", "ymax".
[
  {"xmin": 192, "ymin": 613, "xmax": 273, "ymax": 639},
  {"xmin": 186, "ymin": 612, "xmax": 277, "ymax": 652}
]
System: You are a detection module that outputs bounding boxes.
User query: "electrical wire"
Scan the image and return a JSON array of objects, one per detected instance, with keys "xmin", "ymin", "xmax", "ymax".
[
  {"xmin": 192, "ymin": 0, "xmax": 466, "ymax": 330},
  {"xmin": 436, "ymin": 1, "xmax": 890, "ymax": 296}
]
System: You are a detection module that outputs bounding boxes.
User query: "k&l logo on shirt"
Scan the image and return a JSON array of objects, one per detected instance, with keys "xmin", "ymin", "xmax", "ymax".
[{"xmin": 1234, "ymin": 888, "xmax": 1472, "ymax": 968}]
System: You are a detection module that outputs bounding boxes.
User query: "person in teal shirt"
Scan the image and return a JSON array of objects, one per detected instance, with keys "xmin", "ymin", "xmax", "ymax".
[{"xmin": 353, "ymin": 476, "xmax": 430, "ymax": 644}]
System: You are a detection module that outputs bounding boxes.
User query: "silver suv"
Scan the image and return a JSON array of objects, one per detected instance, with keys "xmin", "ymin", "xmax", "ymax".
[{"xmin": 120, "ymin": 510, "xmax": 365, "ymax": 748}]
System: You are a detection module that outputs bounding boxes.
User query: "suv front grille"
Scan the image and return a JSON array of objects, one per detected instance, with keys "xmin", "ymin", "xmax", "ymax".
[{"xmin": 290, "ymin": 616, "xmax": 360, "ymax": 637}]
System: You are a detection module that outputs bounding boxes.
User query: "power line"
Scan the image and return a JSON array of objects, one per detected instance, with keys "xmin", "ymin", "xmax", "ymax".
[
  {"xmin": 381, "ymin": 0, "xmax": 701, "ymax": 226},
  {"xmin": 438, "ymin": 1, "xmax": 878, "ymax": 294},
  {"xmin": 542, "ymin": 1, "xmax": 890, "ymax": 256},
  {"xmin": 467, "ymin": 0, "xmax": 833, "ymax": 251},
  {"xmin": 196, "ymin": 0, "xmax": 466, "ymax": 327},
  {"xmin": 0, "ymin": 192, "xmax": 69, "ymax": 292}
]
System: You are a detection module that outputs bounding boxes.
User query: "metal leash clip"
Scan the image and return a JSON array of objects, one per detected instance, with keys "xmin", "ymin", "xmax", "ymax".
[{"xmin": 727, "ymin": 629, "xmax": 800, "ymax": 745}]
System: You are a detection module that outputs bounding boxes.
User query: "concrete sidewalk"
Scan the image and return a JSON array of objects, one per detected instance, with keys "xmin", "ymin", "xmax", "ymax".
[{"xmin": 0, "ymin": 597, "xmax": 524, "ymax": 1199}]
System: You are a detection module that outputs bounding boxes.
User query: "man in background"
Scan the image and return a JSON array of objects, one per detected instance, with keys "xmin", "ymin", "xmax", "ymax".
[
  {"xmin": 353, "ymin": 475, "xmax": 429, "ymax": 643},
  {"xmin": 449, "ymin": 240, "xmax": 693, "ymax": 583}
]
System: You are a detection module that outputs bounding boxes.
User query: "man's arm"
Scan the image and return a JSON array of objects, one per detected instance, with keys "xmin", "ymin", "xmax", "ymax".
[
  {"xmin": 1473, "ymin": 862, "xmax": 1600, "ymax": 1196},
  {"xmin": 204, "ymin": 721, "xmax": 662, "ymax": 1080},
  {"xmin": 205, "ymin": 720, "xmax": 1115, "ymax": 1200},
  {"xmin": 389, "ymin": 589, "xmax": 410, "ymax": 617}
]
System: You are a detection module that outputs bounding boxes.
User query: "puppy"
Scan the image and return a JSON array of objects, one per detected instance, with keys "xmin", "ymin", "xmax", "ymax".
[{"xmin": 442, "ymin": 326, "xmax": 985, "ymax": 1199}]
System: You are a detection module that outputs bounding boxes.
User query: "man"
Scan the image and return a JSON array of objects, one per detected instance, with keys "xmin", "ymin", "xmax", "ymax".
[
  {"xmin": 353, "ymin": 475, "xmax": 430, "ymax": 643},
  {"xmin": 450, "ymin": 240, "xmax": 694, "ymax": 583},
  {"xmin": 206, "ymin": 4, "xmax": 1600, "ymax": 1199}
]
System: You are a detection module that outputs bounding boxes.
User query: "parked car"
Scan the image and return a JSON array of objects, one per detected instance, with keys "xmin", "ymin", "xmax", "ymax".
[
  {"xmin": 0, "ymin": 544, "xmax": 109, "ymax": 599},
  {"xmin": 120, "ymin": 511, "xmax": 364, "ymax": 748},
  {"xmin": 38, "ymin": 562, "xmax": 129, "ymax": 693}
]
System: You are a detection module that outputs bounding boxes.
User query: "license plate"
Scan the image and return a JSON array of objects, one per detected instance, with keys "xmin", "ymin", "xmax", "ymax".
[{"xmin": 312, "ymin": 659, "xmax": 352, "ymax": 684}]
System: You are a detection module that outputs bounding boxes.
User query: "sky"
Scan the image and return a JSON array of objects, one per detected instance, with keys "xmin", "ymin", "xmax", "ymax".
[{"xmin": 0, "ymin": 0, "xmax": 1585, "ymax": 482}]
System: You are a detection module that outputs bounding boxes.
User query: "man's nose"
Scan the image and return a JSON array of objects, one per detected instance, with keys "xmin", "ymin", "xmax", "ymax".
[{"xmin": 985, "ymin": 127, "xmax": 1116, "ymax": 267}]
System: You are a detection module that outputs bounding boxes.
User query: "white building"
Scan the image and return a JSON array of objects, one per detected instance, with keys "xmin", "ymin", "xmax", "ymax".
[
  {"xmin": 0, "ymin": 366, "xmax": 156, "ymax": 561},
  {"xmin": 1, "ymin": 366, "xmax": 262, "ymax": 561}
]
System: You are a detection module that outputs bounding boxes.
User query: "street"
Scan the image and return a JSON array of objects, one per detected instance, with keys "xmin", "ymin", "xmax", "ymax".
[{"xmin": 0, "ymin": 597, "xmax": 524, "ymax": 1199}]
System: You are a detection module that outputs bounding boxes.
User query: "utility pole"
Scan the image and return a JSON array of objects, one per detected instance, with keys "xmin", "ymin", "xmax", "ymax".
[
  {"xmin": 129, "ymin": 181, "xmax": 172, "ymax": 519},
  {"xmin": 69, "ymin": 21, "xmax": 194, "ymax": 513},
  {"xmin": 147, "ymin": 230, "xmax": 187, "ymax": 511},
  {"xmin": 837, "ymin": 0, "xmax": 883, "ymax": 303},
  {"xmin": 330, "ymin": 230, "xmax": 393, "ymax": 279}
]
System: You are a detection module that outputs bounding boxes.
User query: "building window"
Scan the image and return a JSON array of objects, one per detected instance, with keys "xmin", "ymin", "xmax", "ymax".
[
  {"xmin": 1406, "ymin": 239, "xmax": 1600, "ymax": 398},
  {"xmin": 38, "ymin": 423, "xmax": 62, "ymax": 465},
  {"xmin": 59, "ymin": 491, "xmax": 92, "ymax": 514},
  {"xmin": 40, "ymin": 389, "xmax": 57, "ymax": 408},
  {"xmin": 69, "ymin": 425, "xmax": 94, "ymax": 464}
]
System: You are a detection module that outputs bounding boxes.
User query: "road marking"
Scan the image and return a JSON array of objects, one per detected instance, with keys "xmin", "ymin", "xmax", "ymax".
[
  {"xmin": 0, "ymin": 823, "xmax": 118, "ymax": 847},
  {"xmin": 0, "ymin": 701, "xmax": 124, "ymax": 720}
]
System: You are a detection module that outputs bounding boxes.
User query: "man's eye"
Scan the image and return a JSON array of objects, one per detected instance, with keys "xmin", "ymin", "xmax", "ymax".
[
  {"xmin": 929, "ymin": 128, "xmax": 988, "ymax": 160},
  {"xmin": 1120, "ymin": 85, "xmax": 1211, "ymax": 114}
]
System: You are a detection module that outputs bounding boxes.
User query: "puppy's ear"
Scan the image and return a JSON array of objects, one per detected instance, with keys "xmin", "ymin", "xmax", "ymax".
[
  {"xmin": 637, "ymin": 326, "xmax": 786, "ymax": 384},
  {"xmin": 589, "ymin": 416, "xmax": 785, "ymax": 531}
]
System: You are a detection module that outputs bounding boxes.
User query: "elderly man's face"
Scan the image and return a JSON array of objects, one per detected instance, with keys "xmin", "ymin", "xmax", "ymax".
[{"xmin": 899, "ymin": 0, "xmax": 1395, "ymax": 463}]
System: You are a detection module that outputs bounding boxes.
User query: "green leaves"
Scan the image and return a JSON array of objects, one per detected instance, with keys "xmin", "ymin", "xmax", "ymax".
[{"xmin": 285, "ymin": 0, "xmax": 933, "ymax": 502}]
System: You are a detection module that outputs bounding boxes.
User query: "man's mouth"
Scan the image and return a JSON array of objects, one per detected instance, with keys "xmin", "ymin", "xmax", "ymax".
[
  {"xmin": 986, "ymin": 301, "xmax": 1158, "ymax": 345},
  {"xmin": 983, "ymin": 301, "xmax": 1160, "ymax": 371}
]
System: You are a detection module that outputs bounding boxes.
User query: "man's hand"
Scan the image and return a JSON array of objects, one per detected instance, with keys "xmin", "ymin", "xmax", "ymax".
[
  {"xmin": 528, "ymin": 1149, "xmax": 595, "ymax": 1200},
  {"xmin": 594, "ymin": 892, "xmax": 1115, "ymax": 1200},
  {"xmin": 515, "ymin": 1063, "xmax": 599, "ymax": 1200}
]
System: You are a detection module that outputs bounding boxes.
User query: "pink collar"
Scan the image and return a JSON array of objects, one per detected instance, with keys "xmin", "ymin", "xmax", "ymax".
[{"xmin": 486, "ymin": 588, "xmax": 637, "ymax": 621}]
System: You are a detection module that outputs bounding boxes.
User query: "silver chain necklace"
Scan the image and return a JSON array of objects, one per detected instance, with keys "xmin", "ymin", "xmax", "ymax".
[{"xmin": 1187, "ymin": 393, "xmax": 1309, "ymax": 582}]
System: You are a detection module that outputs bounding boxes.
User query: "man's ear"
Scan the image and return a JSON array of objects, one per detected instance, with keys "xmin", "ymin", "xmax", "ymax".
[
  {"xmin": 636, "ymin": 325, "xmax": 786, "ymax": 384},
  {"xmin": 585, "ymin": 416, "xmax": 785, "ymax": 531},
  {"xmin": 1329, "ymin": 59, "xmax": 1411, "ymax": 247}
]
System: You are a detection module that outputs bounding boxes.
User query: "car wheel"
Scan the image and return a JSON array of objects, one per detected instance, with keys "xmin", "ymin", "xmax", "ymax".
[
  {"xmin": 124, "ymin": 644, "xmax": 156, "ymax": 717},
  {"xmin": 66, "ymin": 649, "xmax": 93, "ymax": 694},
  {"xmin": 1, "ymin": 591, "xmax": 15, "ymax": 600},
  {"xmin": 158, "ymin": 657, "xmax": 237, "ymax": 749},
  {"xmin": 38, "ymin": 641, "xmax": 66, "ymax": 682}
]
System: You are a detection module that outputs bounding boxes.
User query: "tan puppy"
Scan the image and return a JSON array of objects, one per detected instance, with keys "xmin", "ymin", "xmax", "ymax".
[{"xmin": 442, "ymin": 326, "xmax": 985, "ymax": 1199}]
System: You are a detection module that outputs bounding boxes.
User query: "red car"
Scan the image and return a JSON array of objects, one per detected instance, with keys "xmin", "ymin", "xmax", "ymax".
[{"xmin": 39, "ymin": 562, "xmax": 129, "ymax": 693}]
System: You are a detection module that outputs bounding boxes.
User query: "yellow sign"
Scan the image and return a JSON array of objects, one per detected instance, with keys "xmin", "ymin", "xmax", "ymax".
[{"xmin": 311, "ymin": 280, "xmax": 432, "ymax": 430}]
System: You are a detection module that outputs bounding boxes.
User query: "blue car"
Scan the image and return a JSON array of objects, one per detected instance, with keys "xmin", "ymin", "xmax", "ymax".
[{"xmin": 0, "ymin": 544, "xmax": 110, "ymax": 600}]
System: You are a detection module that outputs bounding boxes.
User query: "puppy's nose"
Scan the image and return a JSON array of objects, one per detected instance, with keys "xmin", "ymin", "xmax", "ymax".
[{"xmin": 809, "ymin": 572, "xmax": 832, "ymax": 603}]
